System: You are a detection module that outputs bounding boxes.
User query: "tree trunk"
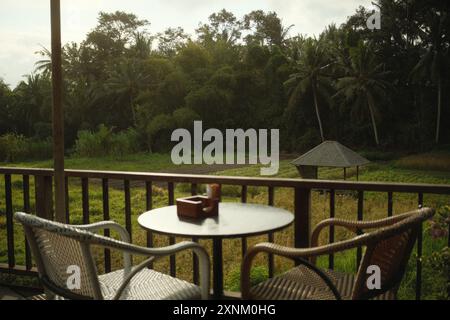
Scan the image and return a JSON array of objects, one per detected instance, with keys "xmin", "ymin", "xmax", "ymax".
[
  {"xmin": 312, "ymin": 83, "xmax": 325, "ymax": 142},
  {"xmin": 130, "ymin": 94, "xmax": 137, "ymax": 127},
  {"xmin": 367, "ymin": 96, "xmax": 380, "ymax": 146},
  {"xmin": 435, "ymin": 78, "xmax": 442, "ymax": 144}
]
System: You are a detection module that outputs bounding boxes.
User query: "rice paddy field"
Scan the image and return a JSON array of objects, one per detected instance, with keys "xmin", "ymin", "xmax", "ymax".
[{"xmin": 1, "ymin": 152, "xmax": 449, "ymax": 299}]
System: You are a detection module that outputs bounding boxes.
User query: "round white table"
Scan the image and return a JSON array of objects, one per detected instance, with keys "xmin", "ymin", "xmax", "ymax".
[{"xmin": 138, "ymin": 202, "xmax": 294, "ymax": 298}]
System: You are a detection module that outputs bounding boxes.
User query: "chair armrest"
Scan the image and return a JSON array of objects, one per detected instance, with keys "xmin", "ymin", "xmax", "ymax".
[
  {"xmin": 75, "ymin": 221, "xmax": 131, "ymax": 243},
  {"xmin": 75, "ymin": 221, "xmax": 132, "ymax": 271},
  {"xmin": 110, "ymin": 241, "xmax": 210, "ymax": 300},
  {"xmin": 73, "ymin": 221, "xmax": 131, "ymax": 243},
  {"xmin": 241, "ymin": 239, "xmax": 367, "ymax": 299},
  {"xmin": 310, "ymin": 212, "xmax": 414, "ymax": 248}
]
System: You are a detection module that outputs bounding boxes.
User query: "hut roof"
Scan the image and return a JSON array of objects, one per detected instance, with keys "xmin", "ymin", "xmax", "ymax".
[{"xmin": 291, "ymin": 141, "xmax": 370, "ymax": 168}]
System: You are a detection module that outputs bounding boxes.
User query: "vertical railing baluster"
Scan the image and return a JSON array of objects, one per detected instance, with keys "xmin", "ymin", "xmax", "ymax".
[
  {"xmin": 34, "ymin": 175, "xmax": 53, "ymax": 220},
  {"xmin": 329, "ymin": 189, "xmax": 335, "ymax": 270},
  {"xmin": 145, "ymin": 181, "xmax": 153, "ymax": 269},
  {"xmin": 168, "ymin": 182, "xmax": 175, "ymax": 204},
  {"xmin": 102, "ymin": 178, "xmax": 111, "ymax": 273},
  {"xmin": 387, "ymin": 191, "xmax": 393, "ymax": 217},
  {"xmin": 241, "ymin": 185, "xmax": 248, "ymax": 257},
  {"xmin": 241, "ymin": 185, "xmax": 248, "ymax": 203},
  {"xmin": 356, "ymin": 191, "xmax": 364, "ymax": 269},
  {"xmin": 416, "ymin": 193, "xmax": 424, "ymax": 300},
  {"xmin": 268, "ymin": 186, "xmax": 275, "ymax": 278},
  {"xmin": 191, "ymin": 183, "xmax": 199, "ymax": 285},
  {"xmin": 81, "ymin": 178, "xmax": 89, "ymax": 224},
  {"xmin": 294, "ymin": 187, "xmax": 311, "ymax": 253},
  {"xmin": 22, "ymin": 175, "xmax": 32, "ymax": 271},
  {"xmin": 192, "ymin": 236, "xmax": 200, "ymax": 285},
  {"xmin": 191, "ymin": 183, "xmax": 198, "ymax": 196},
  {"xmin": 64, "ymin": 176, "xmax": 70, "ymax": 223},
  {"xmin": 124, "ymin": 180, "xmax": 132, "ymax": 242},
  {"xmin": 5, "ymin": 174, "xmax": 15, "ymax": 268},
  {"xmin": 448, "ymin": 208, "xmax": 450, "ymax": 299},
  {"xmin": 168, "ymin": 182, "xmax": 176, "ymax": 277}
]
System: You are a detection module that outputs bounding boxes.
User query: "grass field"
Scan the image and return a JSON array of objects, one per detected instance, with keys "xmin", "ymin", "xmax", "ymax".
[{"xmin": 1, "ymin": 152, "xmax": 449, "ymax": 299}]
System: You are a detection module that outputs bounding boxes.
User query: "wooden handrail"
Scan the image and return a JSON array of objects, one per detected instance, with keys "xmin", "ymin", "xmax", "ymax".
[{"xmin": 1, "ymin": 167, "xmax": 450, "ymax": 194}]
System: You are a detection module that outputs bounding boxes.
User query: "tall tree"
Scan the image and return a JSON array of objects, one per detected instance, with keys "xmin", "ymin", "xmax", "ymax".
[
  {"xmin": 196, "ymin": 10, "xmax": 242, "ymax": 45},
  {"xmin": 34, "ymin": 46, "xmax": 53, "ymax": 76},
  {"xmin": 157, "ymin": 27, "xmax": 190, "ymax": 57},
  {"xmin": 106, "ymin": 59, "xmax": 151, "ymax": 126},
  {"xmin": 334, "ymin": 42, "xmax": 391, "ymax": 146},
  {"xmin": 131, "ymin": 32, "xmax": 153, "ymax": 59},
  {"xmin": 0, "ymin": 79, "xmax": 13, "ymax": 134},
  {"xmin": 244, "ymin": 10, "xmax": 293, "ymax": 48},
  {"xmin": 85, "ymin": 11, "xmax": 150, "ymax": 79},
  {"xmin": 285, "ymin": 39, "xmax": 333, "ymax": 142},
  {"xmin": 411, "ymin": 10, "xmax": 449, "ymax": 144}
]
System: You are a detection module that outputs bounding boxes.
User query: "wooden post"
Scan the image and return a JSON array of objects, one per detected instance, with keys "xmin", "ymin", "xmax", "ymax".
[
  {"xmin": 294, "ymin": 187, "xmax": 311, "ymax": 250},
  {"xmin": 50, "ymin": 0, "xmax": 66, "ymax": 223},
  {"xmin": 416, "ymin": 193, "xmax": 423, "ymax": 300},
  {"xmin": 35, "ymin": 175, "xmax": 54, "ymax": 220},
  {"xmin": 5, "ymin": 174, "xmax": 15, "ymax": 268},
  {"xmin": 356, "ymin": 191, "xmax": 364, "ymax": 268},
  {"xmin": 343, "ymin": 167, "xmax": 347, "ymax": 180},
  {"xmin": 102, "ymin": 178, "xmax": 111, "ymax": 273}
]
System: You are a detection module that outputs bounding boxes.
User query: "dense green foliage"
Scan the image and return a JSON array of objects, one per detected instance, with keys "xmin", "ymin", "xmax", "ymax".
[
  {"xmin": 0, "ymin": 1, "xmax": 449, "ymax": 157},
  {"xmin": 74, "ymin": 125, "xmax": 139, "ymax": 158},
  {"xmin": 0, "ymin": 133, "xmax": 52, "ymax": 162}
]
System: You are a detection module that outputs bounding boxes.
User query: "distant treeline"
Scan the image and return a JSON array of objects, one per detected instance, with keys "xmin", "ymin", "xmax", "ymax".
[{"xmin": 0, "ymin": 0, "xmax": 449, "ymax": 158}]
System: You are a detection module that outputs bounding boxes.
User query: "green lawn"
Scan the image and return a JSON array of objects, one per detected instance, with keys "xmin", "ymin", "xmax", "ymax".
[
  {"xmin": 2, "ymin": 153, "xmax": 179, "ymax": 172},
  {"xmin": 0, "ymin": 152, "xmax": 449, "ymax": 299}
]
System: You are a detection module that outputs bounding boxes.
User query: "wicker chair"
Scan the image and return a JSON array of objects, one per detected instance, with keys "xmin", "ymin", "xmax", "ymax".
[
  {"xmin": 15, "ymin": 212, "xmax": 210, "ymax": 300},
  {"xmin": 241, "ymin": 207, "xmax": 434, "ymax": 300}
]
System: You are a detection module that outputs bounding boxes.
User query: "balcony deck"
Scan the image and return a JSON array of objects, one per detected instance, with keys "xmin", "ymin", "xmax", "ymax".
[
  {"xmin": 1, "ymin": 167, "xmax": 449, "ymax": 300},
  {"xmin": 0, "ymin": 286, "xmax": 24, "ymax": 300}
]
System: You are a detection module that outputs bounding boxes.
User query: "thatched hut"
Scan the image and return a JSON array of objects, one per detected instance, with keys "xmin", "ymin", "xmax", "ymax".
[{"xmin": 291, "ymin": 141, "xmax": 370, "ymax": 180}]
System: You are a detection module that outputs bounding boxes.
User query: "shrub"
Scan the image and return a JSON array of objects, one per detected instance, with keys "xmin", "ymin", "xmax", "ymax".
[
  {"xmin": 0, "ymin": 133, "xmax": 52, "ymax": 162},
  {"xmin": 74, "ymin": 124, "xmax": 113, "ymax": 157},
  {"xmin": 74, "ymin": 125, "xmax": 140, "ymax": 158},
  {"xmin": 0, "ymin": 133, "xmax": 25, "ymax": 162},
  {"xmin": 145, "ymin": 114, "xmax": 175, "ymax": 152},
  {"xmin": 110, "ymin": 129, "xmax": 140, "ymax": 158},
  {"xmin": 422, "ymin": 206, "xmax": 450, "ymax": 299},
  {"xmin": 26, "ymin": 138, "xmax": 53, "ymax": 160}
]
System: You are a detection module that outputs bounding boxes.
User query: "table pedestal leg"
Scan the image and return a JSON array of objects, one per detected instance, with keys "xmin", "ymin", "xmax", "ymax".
[{"xmin": 212, "ymin": 238, "xmax": 223, "ymax": 299}]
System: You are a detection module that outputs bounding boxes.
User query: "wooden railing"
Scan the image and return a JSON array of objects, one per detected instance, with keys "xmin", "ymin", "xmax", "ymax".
[{"xmin": 1, "ymin": 167, "xmax": 450, "ymax": 299}]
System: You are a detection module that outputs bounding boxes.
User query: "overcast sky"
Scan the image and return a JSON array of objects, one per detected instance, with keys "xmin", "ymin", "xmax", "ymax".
[{"xmin": 0, "ymin": 0, "xmax": 373, "ymax": 87}]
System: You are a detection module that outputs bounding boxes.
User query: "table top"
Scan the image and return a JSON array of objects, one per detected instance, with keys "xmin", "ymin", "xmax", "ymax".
[{"xmin": 138, "ymin": 202, "xmax": 294, "ymax": 239}]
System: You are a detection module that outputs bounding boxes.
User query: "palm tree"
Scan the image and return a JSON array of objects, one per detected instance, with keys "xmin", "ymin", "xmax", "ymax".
[
  {"xmin": 411, "ymin": 11, "xmax": 448, "ymax": 144},
  {"xmin": 35, "ymin": 45, "xmax": 72, "ymax": 77},
  {"xmin": 106, "ymin": 59, "xmax": 151, "ymax": 126},
  {"xmin": 13, "ymin": 74, "xmax": 49, "ymax": 135},
  {"xmin": 131, "ymin": 32, "xmax": 153, "ymax": 59},
  {"xmin": 334, "ymin": 42, "xmax": 391, "ymax": 146},
  {"xmin": 34, "ymin": 46, "xmax": 52, "ymax": 76},
  {"xmin": 285, "ymin": 39, "xmax": 334, "ymax": 142}
]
